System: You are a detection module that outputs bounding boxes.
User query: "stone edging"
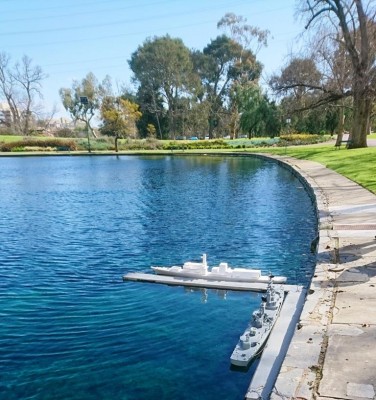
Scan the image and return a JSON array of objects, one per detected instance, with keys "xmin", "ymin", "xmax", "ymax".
[{"xmin": 250, "ymin": 154, "xmax": 339, "ymax": 399}]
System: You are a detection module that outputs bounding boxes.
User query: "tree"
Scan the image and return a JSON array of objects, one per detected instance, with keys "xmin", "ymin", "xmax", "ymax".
[
  {"xmin": 234, "ymin": 84, "xmax": 281, "ymax": 137},
  {"xmin": 59, "ymin": 72, "xmax": 111, "ymax": 150},
  {"xmin": 0, "ymin": 53, "xmax": 46, "ymax": 134},
  {"xmin": 315, "ymin": 33, "xmax": 353, "ymax": 143},
  {"xmin": 217, "ymin": 12, "xmax": 270, "ymax": 55},
  {"xmin": 193, "ymin": 35, "xmax": 262, "ymax": 138},
  {"xmin": 135, "ymin": 84, "xmax": 167, "ymax": 139},
  {"xmin": 129, "ymin": 35, "xmax": 198, "ymax": 138},
  {"xmin": 100, "ymin": 96, "xmax": 142, "ymax": 152},
  {"xmin": 300, "ymin": 0, "xmax": 376, "ymax": 148},
  {"xmin": 270, "ymin": 58, "xmax": 323, "ymax": 102},
  {"xmin": 270, "ymin": 55, "xmax": 353, "ymax": 135},
  {"xmin": 270, "ymin": 57, "xmax": 326, "ymax": 132},
  {"xmin": 217, "ymin": 13, "xmax": 270, "ymax": 138}
]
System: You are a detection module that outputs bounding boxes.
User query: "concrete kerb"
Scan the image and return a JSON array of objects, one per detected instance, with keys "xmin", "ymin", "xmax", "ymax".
[
  {"xmin": 250, "ymin": 153, "xmax": 376, "ymax": 400},
  {"xmin": 252, "ymin": 154, "xmax": 337, "ymax": 399}
]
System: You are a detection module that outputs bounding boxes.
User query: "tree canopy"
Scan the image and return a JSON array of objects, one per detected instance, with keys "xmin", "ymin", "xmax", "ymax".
[
  {"xmin": 0, "ymin": 53, "xmax": 46, "ymax": 134},
  {"xmin": 50, "ymin": 7, "xmax": 376, "ymax": 142},
  {"xmin": 100, "ymin": 96, "xmax": 142, "ymax": 151},
  {"xmin": 275, "ymin": 0, "xmax": 376, "ymax": 148},
  {"xmin": 129, "ymin": 35, "xmax": 197, "ymax": 138},
  {"xmin": 59, "ymin": 72, "xmax": 111, "ymax": 137}
]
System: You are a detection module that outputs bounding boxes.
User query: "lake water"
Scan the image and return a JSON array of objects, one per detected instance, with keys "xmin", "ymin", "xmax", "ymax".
[{"xmin": 0, "ymin": 155, "xmax": 317, "ymax": 399}]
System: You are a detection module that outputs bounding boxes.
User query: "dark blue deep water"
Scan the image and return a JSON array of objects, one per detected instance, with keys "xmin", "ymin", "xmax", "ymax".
[{"xmin": 0, "ymin": 155, "xmax": 316, "ymax": 400}]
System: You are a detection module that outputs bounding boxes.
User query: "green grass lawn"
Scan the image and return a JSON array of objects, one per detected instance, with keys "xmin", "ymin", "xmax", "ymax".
[
  {"xmin": 256, "ymin": 144, "xmax": 376, "ymax": 194},
  {"xmin": 0, "ymin": 135, "xmax": 24, "ymax": 143}
]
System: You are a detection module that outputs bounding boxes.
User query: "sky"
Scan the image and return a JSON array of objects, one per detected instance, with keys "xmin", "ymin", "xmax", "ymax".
[{"xmin": 1, "ymin": 0, "xmax": 304, "ymax": 121}]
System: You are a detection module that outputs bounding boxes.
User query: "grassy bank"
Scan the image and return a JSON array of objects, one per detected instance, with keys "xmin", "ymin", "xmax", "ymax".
[{"xmin": 257, "ymin": 144, "xmax": 376, "ymax": 194}]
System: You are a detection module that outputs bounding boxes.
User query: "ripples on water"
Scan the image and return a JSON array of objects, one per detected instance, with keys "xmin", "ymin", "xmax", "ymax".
[{"xmin": 0, "ymin": 155, "xmax": 317, "ymax": 399}]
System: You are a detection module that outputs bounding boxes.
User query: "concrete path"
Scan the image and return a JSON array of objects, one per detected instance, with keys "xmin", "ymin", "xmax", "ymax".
[{"xmin": 262, "ymin": 156, "xmax": 376, "ymax": 400}]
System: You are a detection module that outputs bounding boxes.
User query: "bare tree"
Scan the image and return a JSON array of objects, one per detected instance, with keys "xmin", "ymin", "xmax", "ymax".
[
  {"xmin": 0, "ymin": 53, "xmax": 46, "ymax": 134},
  {"xmin": 12, "ymin": 56, "xmax": 46, "ymax": 134},
  {"xmin": 301, "ymin": 0, "xmax": 376, "ymax": 148},
  {"xmin": 270, "ymin": 35, "xmax": 353, "ymax": 142},
  {"xmin": 35, "ymin": 104, "xmax": 59, "ymax": 133},
  {"xmin": 0, "ymin": 53, "xmax": 20, "ymax": 131}
]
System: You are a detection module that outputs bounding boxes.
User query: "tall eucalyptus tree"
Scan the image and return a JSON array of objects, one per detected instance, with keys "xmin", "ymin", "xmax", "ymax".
[
  {"xmin": 129, "ymin": 35, "xmax": 198, "ymax": 138},
  {"xmin": 193, "ymin": 35, "xmax": 262, "ymax": 138}
]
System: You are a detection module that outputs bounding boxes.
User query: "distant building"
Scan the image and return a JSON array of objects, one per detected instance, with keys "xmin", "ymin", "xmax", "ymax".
[{"xmin": 0, "ymin": 103, "xmax": 12, "ymax": 126}]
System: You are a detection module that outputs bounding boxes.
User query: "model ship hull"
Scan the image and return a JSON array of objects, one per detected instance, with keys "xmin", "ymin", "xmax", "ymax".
[
  {"xmin": 230, "ymin": 283, "xmax": 284, "ymax": 367},
  {"xmin": 151, "ymin": 254, "xmax": 286, "ymax": 284}
]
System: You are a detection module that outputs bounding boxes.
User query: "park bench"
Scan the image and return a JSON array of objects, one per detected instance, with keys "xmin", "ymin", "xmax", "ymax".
[{"xmin": 335, "ymin": 138, "xmax": 352, "ymax": 149}]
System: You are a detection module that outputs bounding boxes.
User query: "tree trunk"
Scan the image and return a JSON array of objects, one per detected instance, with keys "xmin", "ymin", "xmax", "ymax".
[
  {"xmin": 155, "ymin": 114, "xmax": 162, "ymax": 139},
  {"xmin": 208, "ymin": 116, "xmax": 214, "ymax": 139},
  {"xmin": 349, "ymin": 78, "xmax": 371, "ymax": 148},
  {"xmin": 23, "ymin": 110, "xmax": 31, "ymax": 135},
  {"xmin": 115, "ymin": 135, "xmax": 119, "ymax": 152},
  {"xmin": 167, "ymin": 109, "xmax": 175, "ymax": 139},
  {"xmin": 208, "ymin": 103, "xmax": 219, "ymax": 139}
]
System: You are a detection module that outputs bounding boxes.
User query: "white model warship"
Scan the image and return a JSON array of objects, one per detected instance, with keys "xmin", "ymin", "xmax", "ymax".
[
  {"xmin": 230, "ymin": 279, "xmax": 284, "ymax": 367},
  {"xmin": 151, "ymin": 254, "xmax": 286, "ymax": 284}
]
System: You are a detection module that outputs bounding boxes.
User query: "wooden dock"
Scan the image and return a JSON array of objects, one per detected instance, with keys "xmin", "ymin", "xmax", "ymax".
[
  {"xmin": 123, "ymin": 272, "xmax": 300, "ymax": 293},
  {"xmin": 123, "ymin": 271, "xmax": 306, "ymax": 399},
  {"xmin": 246, "ymin": 287, "xmax": 307, "ymax": 399}
]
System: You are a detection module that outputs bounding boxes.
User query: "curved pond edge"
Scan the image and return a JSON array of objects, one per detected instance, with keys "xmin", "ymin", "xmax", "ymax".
[
  {"xmin": 248, "ymin": 153, "xmax": 376, "ymax": 400},
  {"xmin": 1, "ymin": 151, "xmax": 374, "ymax": 399}
]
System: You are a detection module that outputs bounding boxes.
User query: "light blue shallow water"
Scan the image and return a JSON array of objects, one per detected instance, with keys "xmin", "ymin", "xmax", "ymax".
[{"xmin": 0, "ymin": 155, "xmax": 316, "ymax": 399}]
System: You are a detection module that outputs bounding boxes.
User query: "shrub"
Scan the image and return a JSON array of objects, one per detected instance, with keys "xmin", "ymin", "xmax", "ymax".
[
  {"xmin": 227, "ymin": 138, "xmax": 280, "ymax": 148},
  {"xmin": 120, "ymin": 139, "xmax": 164, "ymax": 150},
  {"xmin": 278, "ymin": 133, "xmax": 327, "ymax": 146},
  {"xmin": 0, "ymin": 138, "xmax": 77, "ymax": 152},
  {"xmin": 54, "ymin": 128, "xmax": 75, "ymax": 138},
  {"xmin": 89, "ymin": 137, "xmax": 113, "ymax": 151},
  {"xmin": 163, "ymin": 139, "xmax": 231, "ymax": 150},
  {"xmin": 73, "ymin": 137, "xmax": 115, "ymax": 151}
]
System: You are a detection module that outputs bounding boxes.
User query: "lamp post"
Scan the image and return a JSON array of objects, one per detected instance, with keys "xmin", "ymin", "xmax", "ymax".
[
  {"xmin": 286, "ymin": 118, "xmax": 291, "ymax": 133},
  {"xmin": 285, "ymin": 118, "xmax": 291, "ymax": 154}
]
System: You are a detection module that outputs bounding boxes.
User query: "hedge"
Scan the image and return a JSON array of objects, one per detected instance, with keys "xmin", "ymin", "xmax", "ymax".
[{"xmin": 0, "ymin": 138, "xmax": 78, "ymax": 152}]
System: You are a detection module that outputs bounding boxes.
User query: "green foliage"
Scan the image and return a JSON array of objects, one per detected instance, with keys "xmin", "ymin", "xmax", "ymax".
[
  {"xmin": 75, "ymin": 137, "xmax": 113, "ymax": 151},
  {"xmin": 119, "ymin": 138, "xmax": 164, "ymax": 151},
  {"xmin": 100, "ymin": 97, "xmax": 142, "ymax": 138},
  {"xmin": 0, "ymin": 138, "xmax": 77, "ymax": 152},
  {"xmin": 59, "ymin": 72, "xmax": 111, "ymax": 139},
  {"xmin": 234, "ymin": 84, "xmax": 281, "ymax": 137},
  {"xmin": 129, "ymin": 35, "xmax": 196, "ymax": 138},
  {"xmin": 194, "ymin": 35, "xmax": 262, "ymax": 137},
  {"xmin": 163, "ymin": 139, "xmax": 231, "ymax": 150},
  {"xmin": 0, "ymin": 134, "xmax": 24, "ymax": 142},
  {"xmin": 279, "ymin": 133, "xmax": 328, "ymax": 146},
  {"xmin": 227, "ymin": 138, "xmax": 279, "ymax": 148}
]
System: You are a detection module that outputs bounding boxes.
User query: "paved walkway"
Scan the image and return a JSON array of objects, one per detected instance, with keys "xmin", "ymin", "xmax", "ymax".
[{"xmin": 264, "ymin": 156, "xmax": 376, "ymax": 400}]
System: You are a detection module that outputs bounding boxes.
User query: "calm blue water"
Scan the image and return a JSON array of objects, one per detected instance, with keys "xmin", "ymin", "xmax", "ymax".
[{"xmin": 0, "ymin": 155, "xmax": 316, "ymax": 400}]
